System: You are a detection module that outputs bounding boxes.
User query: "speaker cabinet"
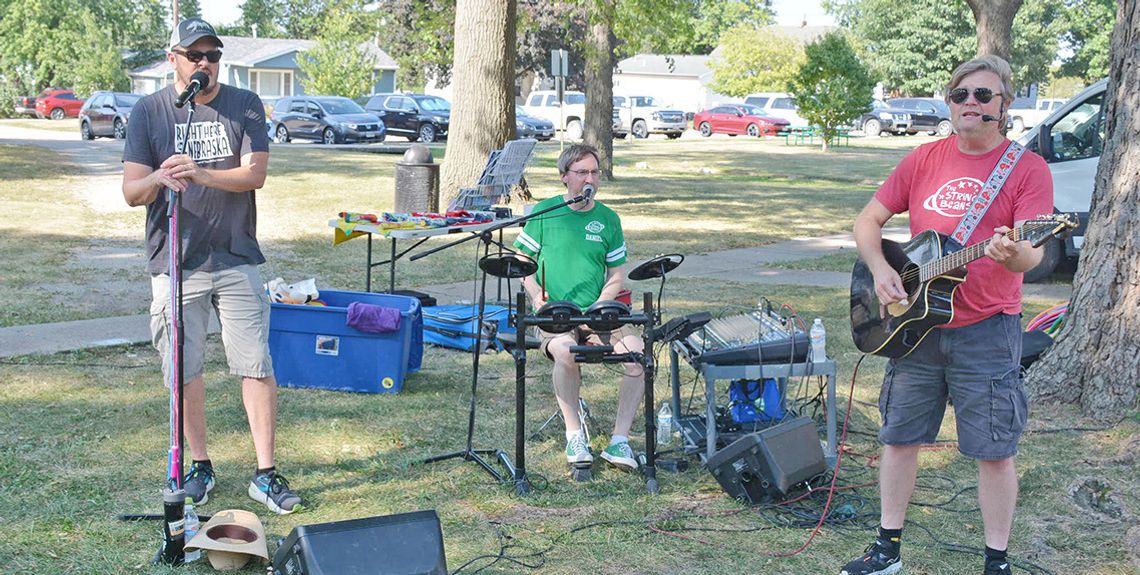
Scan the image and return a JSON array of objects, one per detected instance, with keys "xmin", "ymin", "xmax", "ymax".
[
  {"xmin": 706, "ymin": 416, "xmax": 827, "ymax": 504},
  {"xmin": 271, "ymin": 510, "xmax": 446, "ymax": 575}
]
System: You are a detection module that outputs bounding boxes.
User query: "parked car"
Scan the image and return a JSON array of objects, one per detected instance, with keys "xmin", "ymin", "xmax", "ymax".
[
  {"xmin": 1017, "ymin": 78, "xmax": 1106, "ymax": 282},
  {"xmin": 361, "ymin": 93, "xmax": 449, "ymax": 143},
  {"xmin": 79, "ymin": 91, "xmax": 141, "ymax": 140},
  {"xmin": 1008, "ymin": 97, "xmax": 1067, "ymax": 133},
  {"xmin": 522, "ymin": 89, "xmax": 587, "ymax": 139},
  {"xmin": 270, "ymin": 96, "xmax": 386, "ymax": 144},
  {"xmin": 743, "ymin": 92, "xmax": 808, "ymax": 126},
  {"xmin": 515, "ymin": 106, "xmax": 555, "ymax": 141},
  {"xmin": 35, "ymin": 89, "xmax": 84, "ymax": 120},
  {"xmin": 886, "ymin": 97, "xmax": 953, "ymax": 137},
  {"xmin": 692, "ymin": 103, "xmax": 789, "ymax": 137},
  {"xmin": 856, "ymin": 99, "xmax": 912, "ymax": 136},
  {"xmin": 612, "ymin": 94, "xmax": 687, "ymax": 139}
]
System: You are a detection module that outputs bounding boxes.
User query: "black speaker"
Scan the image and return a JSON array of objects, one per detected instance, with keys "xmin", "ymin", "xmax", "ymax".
[
  {"xmin": 706, "ymin": 416, "xmax": 827, "ymax": 504},
  {"xmin": 271, "ymin": 510, "xmax": 447, "ymax": 575}
]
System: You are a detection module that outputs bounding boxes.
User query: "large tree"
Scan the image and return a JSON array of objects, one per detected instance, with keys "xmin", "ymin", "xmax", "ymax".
[
  {"xmin": 1060, "ymin": 0, "xmax": 1116, "ymax": 83},
  {"xmin": 1027, "ymin": 0, "xmax": 1140, "ymax": 418},
  {"xmin": 438, "ymin": 0, "xmax": 516, "ymax": 205},
  {"xmin": 296, "ymin": 8, "xmax": 377, "ymax": 98},
  {"xmin": 787, "ymin": 31, "xmax": 874, "ymax": 151},
  {"xmin": 826, "ymin": 0, "xmax": 1063, "ymax": 94},
  {"xmin": 708, "ymin": 24, "xmax": 806, "ymax": 97},
  {"xmin": 965, "ymin": 0, "xmax": 1024, "ymax": 60}
]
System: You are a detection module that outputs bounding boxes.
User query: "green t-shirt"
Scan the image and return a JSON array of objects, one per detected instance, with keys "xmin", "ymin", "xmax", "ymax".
[{"xmin": 513, "ymin": 196, "xmax": 627, "ymax": 309}]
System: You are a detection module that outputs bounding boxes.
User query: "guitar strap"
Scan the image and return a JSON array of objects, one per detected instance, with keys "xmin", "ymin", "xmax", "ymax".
[{"xmin": 946, "ymin": 140, "xmax": 1028, "ymax": 252}]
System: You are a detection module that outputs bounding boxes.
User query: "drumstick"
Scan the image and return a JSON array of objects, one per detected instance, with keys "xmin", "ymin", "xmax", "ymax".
[{"xmin": 541, "ymin": 262, "xmax": 546, "ymax": 302}]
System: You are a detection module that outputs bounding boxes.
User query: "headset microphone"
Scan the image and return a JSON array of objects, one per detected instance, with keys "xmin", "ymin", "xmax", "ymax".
[{"xmin": 981, "ymin": 115, "xmax": 999, "ymax": 122}]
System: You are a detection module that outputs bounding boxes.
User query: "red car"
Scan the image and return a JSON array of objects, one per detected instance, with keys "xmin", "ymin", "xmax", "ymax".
[
  {"xmin": 693, "ymin": 103, "xmax": 789, "ymax": 137},
  {"xmin": 35, "ymin": 89, "xmax": 84, "ymax": 120}
]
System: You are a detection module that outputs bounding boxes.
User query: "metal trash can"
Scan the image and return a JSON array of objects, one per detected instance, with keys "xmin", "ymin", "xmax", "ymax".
[{"xmin": 394, "ymin": 144, "xmax": 440, "ymax": 213}]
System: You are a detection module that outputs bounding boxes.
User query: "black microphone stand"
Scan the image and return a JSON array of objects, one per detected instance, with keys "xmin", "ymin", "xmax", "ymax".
[
  {"xmin": 417, "ymin": 193, "xmax": 589, "ymax": 489},
  {"xmin": 117, "ymin": 99, "xmax": 199, "ymax": 566}
]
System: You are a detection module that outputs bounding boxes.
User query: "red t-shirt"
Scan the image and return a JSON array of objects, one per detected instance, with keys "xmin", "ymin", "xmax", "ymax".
[{"xmin": 875, "ymin": 136, "xmax": 1053, "ymax": 328}]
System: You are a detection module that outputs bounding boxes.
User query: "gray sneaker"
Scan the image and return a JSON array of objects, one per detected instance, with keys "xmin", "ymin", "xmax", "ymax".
[
  {"xmin": 248, "ymin": 470, "xmax": 303, "ymax": 515},
  {"xmin": 184, "ymin": 462, "xmax": 215, "ymax": 505}
]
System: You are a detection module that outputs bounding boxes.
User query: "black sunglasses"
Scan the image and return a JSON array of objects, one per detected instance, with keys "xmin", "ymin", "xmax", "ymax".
[
  {"xmin": 949, "ymin": 87, "xmax": 1001, "ymax": 105},
  {"xmin": 175, "ymin": 49, "xmax": 223, "ymax": 64}
]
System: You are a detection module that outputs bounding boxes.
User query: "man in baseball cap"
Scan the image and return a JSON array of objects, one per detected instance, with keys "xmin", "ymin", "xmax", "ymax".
[{"xmin": 170, "ymin": 17, "xmax": 224, "ymax": 50}]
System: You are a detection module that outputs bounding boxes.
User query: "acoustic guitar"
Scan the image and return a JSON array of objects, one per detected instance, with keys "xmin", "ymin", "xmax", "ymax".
[{"xmin": 850, "ymin": 213, "xmax": 1078, "ymax": 359}]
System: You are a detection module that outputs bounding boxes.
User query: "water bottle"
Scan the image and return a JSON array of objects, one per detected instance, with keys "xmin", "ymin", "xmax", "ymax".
[
  {"xmin": 810, "ymin": 318, "xmax": 827, "ymax": 363},
  {"xmin": 183, "ymin": 499, "xmax": 201, "ymax": 563},
  {"xmin": 656, "ymin": 402, "xmax": 673, "ymax": 446}
]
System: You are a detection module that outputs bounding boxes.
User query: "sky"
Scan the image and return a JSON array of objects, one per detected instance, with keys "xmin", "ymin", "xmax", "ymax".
[{"xmin": 198, "ymin": 0, "xmax": 836, "ymax": 30}]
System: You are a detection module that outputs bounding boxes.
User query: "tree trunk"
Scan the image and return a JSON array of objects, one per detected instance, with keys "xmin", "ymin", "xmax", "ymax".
[
  {"xmin": 582, "ymin": 3, "xmax": 615, "ymax": 179},
  {"xmin": 439, "ymin": 0, "xmax": 517, "ymax": 206},
  {"xmin": 965, "ymin": 0, "xmax": 1024, "ymax": 61},
  {"xmin": 1026, "ymin": 0, "xmax": 1140, "ymax": 419}
]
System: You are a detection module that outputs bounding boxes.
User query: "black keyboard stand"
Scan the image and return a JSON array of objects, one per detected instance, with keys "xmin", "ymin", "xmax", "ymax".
[{"xmin": 513, "ymin": 292, "xmax": 661, "ymax": 494}]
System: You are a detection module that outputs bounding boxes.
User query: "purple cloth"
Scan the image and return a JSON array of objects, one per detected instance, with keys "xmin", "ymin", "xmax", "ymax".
[{"xmin": 346, "ymin": 302, "xmax": 401, "ymax": 333}]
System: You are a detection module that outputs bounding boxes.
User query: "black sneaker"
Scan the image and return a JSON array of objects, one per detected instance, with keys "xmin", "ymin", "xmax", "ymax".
[
  {"xmin": 248, "ymin": 470, "xmax": 303, "ymax": 514},
  {"xmin": 984, "ymin": 558, "xmax": 1011, "ymax": 575},
  {"xmin": 839, "ymin": 538, "xmax": 902, "ymax": 575},
  {"xmin": 184, "ymin": 462, "xmax": 215, "ymax": 505}
]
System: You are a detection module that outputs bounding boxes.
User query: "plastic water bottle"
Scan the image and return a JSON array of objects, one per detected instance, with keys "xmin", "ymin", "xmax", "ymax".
[
  {"xmin": 656, "ymin": 402, "xmax": 673, "ymax": 446},
  {"xmin": 183, "ymin": 499, "xmax": 201, "ymax": 563},
  {"xmin": 810, "ymin": 318, "xmax": 827, "ymax": 363}
]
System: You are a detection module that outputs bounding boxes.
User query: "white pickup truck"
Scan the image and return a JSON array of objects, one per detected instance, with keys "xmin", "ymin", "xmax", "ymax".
[
  {"xmin": 1008, "ymin": 98, "xmax": 1067, "ymax": 133},
  {"xmin": 522, "ymin": 89, "xmax": 586, "ymax": 139},
  {"xmin": 612, "ymin": 95, "xmax": 687, "ymax": 139}
]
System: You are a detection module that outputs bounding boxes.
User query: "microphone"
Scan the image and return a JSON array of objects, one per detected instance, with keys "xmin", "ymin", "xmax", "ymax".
[
  {"xmin": 175, "ymin": 71, "xmax": 210, "ymax": 108},
  {"xmin": 573, "ymin": 183, "xmax": 595, "ymax": 204},
  {"xmin": 981, "ymin": 114, "xmax": 999, "ymax": 122}
]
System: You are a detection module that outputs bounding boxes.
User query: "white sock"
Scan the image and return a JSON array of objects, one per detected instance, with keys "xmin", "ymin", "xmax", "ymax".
[
  {"xmin": 609, "ymin": 435, "xmax": 628, "ymax": 446},
  {"xmin": 566, "ymin": 429, "xmax": 583, "ymax": 442}
]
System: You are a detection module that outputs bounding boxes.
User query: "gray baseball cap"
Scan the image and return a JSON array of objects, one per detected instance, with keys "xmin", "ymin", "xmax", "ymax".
[{"xmin": 169, "ymin": 18, "xmax": 224, "ymax": 50}]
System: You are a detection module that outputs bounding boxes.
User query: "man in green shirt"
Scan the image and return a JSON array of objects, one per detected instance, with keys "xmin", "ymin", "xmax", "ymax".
[{"xmin": 514, "ymin": 144, "xmax": 644, "ymax": 472}]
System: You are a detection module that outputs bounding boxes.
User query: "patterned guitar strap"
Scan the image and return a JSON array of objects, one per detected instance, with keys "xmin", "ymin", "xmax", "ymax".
[{"xmin": 944, "ymin": 140, "xmax": 1028, "ymax": 254}]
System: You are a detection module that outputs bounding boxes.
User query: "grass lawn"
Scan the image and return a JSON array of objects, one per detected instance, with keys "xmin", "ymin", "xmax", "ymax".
[{"xmin": 2, "ymin": 131, "xmax": 1132, "ymax": 574}]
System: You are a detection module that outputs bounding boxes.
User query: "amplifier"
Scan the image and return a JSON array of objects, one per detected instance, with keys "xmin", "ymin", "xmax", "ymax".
[
  {"xmin": 271, "ymin": 510, "xmax": 446, "ymax": 575},
  {"xmin": 705, "ymin": 417, "xmax": 826, "ymax": 504}
]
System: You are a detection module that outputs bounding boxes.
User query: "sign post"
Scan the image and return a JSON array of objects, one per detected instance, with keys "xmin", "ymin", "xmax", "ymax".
[{"xmin": 550, "ymin": 49, "xmax": 568, "ymax": 150}]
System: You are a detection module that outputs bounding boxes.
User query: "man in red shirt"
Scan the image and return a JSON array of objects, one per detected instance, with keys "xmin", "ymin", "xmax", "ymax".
[{"xmin": 841, "ymin": 56, "xmax": 1053, "ymax": 575}]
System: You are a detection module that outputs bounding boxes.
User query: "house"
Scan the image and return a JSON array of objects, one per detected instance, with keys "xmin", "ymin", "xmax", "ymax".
[
  {"xmin": 128, "ymin": 36, "xmax": 398, "ymax": 106},
  {"xmin": 613, "ymin": 25, "xmax": 839, "ymax": 115}
]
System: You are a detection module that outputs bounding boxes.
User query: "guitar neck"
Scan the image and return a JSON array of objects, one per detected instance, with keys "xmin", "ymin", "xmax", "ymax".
[{"xmin": 920, "ymin": 225, "xmax": 1032, "ymax": 280}]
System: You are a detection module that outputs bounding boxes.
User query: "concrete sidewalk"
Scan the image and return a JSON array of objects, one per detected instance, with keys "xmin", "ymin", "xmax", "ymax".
[{"xmin": 0, "ymin": 228, "xmax": 1071, "ymax": 358}]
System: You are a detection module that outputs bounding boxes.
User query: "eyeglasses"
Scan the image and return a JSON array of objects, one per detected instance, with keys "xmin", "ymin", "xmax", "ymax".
[
  {"xmin": 949, "ymin": 87, "xmax": 1001, "ymax": 105},
  {"xmin": 568, "ymin": 169, "xmax": 600, "ymax": 177},
  {"xmin": 174, "ymin": 49, "xmax": 223, "ymax": 64}
]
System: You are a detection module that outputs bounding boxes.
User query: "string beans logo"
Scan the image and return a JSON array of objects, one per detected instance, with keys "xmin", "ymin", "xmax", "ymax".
[
  {"xmin": 584, "ymin": 220, "xmax": 604, "ymax": 242},
  {"xmin": 923, "ymin": 177, "xmax": 983, "ymax": 217}
]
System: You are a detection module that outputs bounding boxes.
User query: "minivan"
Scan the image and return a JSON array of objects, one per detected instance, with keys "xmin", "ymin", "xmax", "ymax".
[
  {"xmin": 1017, "ymin": 78, "xmax": 1106, "ymax": 282},
  {"xmin": 743, "ymin": 92, "xmax": 807, "ymax": 126}
]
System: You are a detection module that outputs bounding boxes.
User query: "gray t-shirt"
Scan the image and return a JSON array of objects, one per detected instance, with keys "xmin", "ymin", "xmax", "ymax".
[{"xmin": 123, "ymin": 83, "xmax": 270, "ymax": 275}]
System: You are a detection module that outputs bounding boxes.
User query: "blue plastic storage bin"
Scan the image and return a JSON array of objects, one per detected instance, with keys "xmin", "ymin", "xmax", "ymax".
[{"xmin": 269, "ymin": 290, "xmax": 423, "ymax": 393}]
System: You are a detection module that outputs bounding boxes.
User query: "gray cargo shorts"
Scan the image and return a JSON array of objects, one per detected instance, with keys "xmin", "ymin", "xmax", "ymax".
[
  {"xmin": 150, "ymin": 265, "xmax": 274, "ymax": 384},
  {"xmin": 878, "ymin": 313, "xmax": 1027, "ymax": 460}
]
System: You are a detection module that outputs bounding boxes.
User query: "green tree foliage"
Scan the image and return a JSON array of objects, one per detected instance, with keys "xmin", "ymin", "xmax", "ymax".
[
  {"xmin": 707, "ymin": 24, "xmax": 806, "ymax": 97},
  {"xmin": 370, "ymin": 0, "xmax": 456, "ymax": 91},
  {"xmin": 787, "ymin": 31, "xmax": 874, "ymax": 150},
  {"xmin": 229, "ymin": 0, "xmax": 354, "ymax": 39},
  {"xmin": 296, "ymin": 8, "xmax": 377, "ymax": 97},
  {"xmin": 1059, "ymin": 0, "xmax": 1115, "ymax": 82},
  {"xmin": 178, "ymin": 0, "xmax": 202, "ymax": 20},
  {"xmin": 0, "ymin": 0, "xmax": 157, "ymax": 108},
  {"xmin": 649, "ymin": 0, "xmax": 776, "ymax": 55},
  {"xmin": 825, "ymin": 0, "xmax": 1063, "ymax": 95}
]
